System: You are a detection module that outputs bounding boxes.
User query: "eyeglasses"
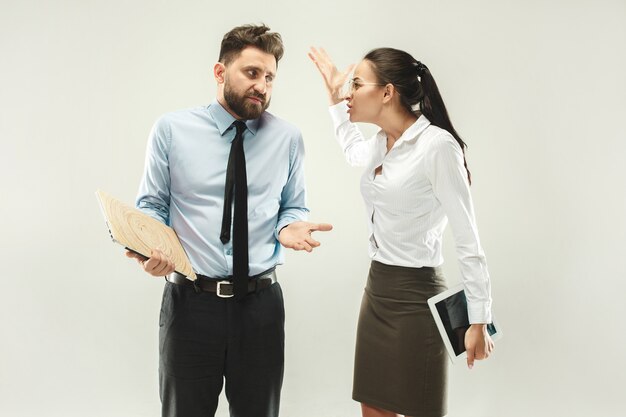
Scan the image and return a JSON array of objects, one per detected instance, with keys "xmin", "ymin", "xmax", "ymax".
[{"xmin": 342, "ymin": 78, "xmax": 386, "ymax": 96}]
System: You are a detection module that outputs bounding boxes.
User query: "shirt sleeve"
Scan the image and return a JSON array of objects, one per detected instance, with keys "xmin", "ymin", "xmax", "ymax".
[
  {"xmin": 275, "ymin": 130, "xmax": 309, "ymax": 238},
  {"xmin": 135, "ymin": 116, "xmax": 172, "ymax": 225},
  {"xmin": 426, "ymin": 132, "xmax": 492, "ymax": 324},
  {"xmin": 328, "ymin": 101, "xmax": 374, "ymax": 167}
]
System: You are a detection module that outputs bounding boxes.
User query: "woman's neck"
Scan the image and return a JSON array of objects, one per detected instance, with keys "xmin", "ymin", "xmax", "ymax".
[{"xmin": 379, "ymin": 110, "xmax": 419, "ymax": 150}]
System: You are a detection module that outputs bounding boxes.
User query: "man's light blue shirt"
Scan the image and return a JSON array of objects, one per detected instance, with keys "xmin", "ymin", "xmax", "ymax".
[{"xmin": 136, "ymin": 100, "xmax": 309, "ymax": 277}]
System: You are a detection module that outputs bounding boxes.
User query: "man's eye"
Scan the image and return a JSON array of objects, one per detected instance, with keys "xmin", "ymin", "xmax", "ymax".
[
  {"xmin": 265, "ymin": 75, "xmax": 274, "ymax": 83},
  {"xmin": 248, "ymin": 70, "xmax": 257, "ymax": 78}
]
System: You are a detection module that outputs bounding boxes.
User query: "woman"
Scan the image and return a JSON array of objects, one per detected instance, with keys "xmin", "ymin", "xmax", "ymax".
[{"xmin": 308, "ymin": 47, "xmax": 494, "ymax": 417}]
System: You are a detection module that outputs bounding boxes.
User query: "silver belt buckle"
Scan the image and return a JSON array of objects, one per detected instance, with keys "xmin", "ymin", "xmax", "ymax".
[{"xmin": 216, "ymin": 280, "xmax": 234, "ymax": 298}]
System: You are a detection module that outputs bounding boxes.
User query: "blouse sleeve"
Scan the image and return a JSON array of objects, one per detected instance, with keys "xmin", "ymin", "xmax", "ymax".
[
  {"xmin": 328, "ymin": 101, "xmax": 374, "ymax": 167},
  {"xmin": 425, "ymin": 132, "xmax": 493, "ymax": 324}
]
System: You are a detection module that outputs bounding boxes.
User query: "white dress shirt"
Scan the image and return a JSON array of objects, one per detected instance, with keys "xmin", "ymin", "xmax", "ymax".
[{"xmin": 329, "ymin": 102, "xmax": 492, "ymax": 324}]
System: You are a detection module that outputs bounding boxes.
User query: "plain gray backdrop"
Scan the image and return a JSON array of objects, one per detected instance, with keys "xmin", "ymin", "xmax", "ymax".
[{"xmin": 1, "ymin": 0, "xmax": 625, "ymax": 416}]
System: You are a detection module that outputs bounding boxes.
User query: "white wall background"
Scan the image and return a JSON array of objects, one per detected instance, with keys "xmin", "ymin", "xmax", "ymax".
[{"xmin": 1, "ymin": 0, "xmax": 625, "ymax": 416}]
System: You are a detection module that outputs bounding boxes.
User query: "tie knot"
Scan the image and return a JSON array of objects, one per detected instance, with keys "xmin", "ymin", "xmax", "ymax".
[{"xmin": 232, "ymin": 120, "xmax": 246, "ymax": 136}]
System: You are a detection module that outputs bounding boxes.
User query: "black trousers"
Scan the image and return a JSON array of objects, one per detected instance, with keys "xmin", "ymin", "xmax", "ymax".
[{"xmin": 158, "ymin": 280, "xmax": 285, "ymax": 417}]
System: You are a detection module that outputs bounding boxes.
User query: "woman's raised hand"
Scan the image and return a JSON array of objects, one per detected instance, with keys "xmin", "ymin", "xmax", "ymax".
[{"xmin": 308, "ymin": 47, "xmax": 355, "ymax": 105}]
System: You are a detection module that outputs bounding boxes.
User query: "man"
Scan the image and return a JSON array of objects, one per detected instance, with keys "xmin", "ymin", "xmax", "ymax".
[{"xmin": 126, "ymin": 24, "xmax": 331, "ymax": 417}]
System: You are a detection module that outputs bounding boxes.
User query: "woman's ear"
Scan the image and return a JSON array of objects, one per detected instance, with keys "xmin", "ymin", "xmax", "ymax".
[{"xmin": 382, "ymin": 83, "xmax": 395, "ymax": 104}]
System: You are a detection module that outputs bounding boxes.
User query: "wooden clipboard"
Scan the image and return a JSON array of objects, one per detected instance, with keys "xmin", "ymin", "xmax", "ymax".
[{"xmin": 95, "ymin": 190, "xmax": 197, "ymax": 280}]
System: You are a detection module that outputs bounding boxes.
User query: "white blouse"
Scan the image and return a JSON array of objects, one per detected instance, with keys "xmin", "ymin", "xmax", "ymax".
[{"xmin": 329, "ymin": 102, "xmax": 492, "ymax": 324}]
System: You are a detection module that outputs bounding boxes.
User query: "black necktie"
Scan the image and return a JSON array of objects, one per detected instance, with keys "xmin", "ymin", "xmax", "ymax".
[{"xmin": 220, "ymin": 120, "xmax": 248, "ymax": 299}]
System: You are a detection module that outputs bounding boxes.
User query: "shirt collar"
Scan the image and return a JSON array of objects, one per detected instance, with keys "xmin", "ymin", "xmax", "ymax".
[
  {"xmin": 207, "ymin": 99, "xmax": 260, "ymax": 136},
  {"xmin": 376, "ymin": 114, "xmax": 432, "ymax": 146}
]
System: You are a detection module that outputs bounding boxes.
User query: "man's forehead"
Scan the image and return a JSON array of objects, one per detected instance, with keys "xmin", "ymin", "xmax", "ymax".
[{"xmin": 231, "ymin": 47, "xmax": 277, "ymax": 72}]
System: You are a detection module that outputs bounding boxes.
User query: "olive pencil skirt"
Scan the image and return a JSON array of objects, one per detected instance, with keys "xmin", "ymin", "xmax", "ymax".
[{"xmin": 353, "ymin": 260, "xmax": 448, "ymax": 417}]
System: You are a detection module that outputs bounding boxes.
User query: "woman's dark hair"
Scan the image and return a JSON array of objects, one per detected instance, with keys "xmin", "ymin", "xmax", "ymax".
[
  {"xmin": 363, "ymin": 48, "xmax": 471, "ymax": 184},
  {"xmin": 219, "ymin": 24, "xmax": 284, "ymax": 66}
]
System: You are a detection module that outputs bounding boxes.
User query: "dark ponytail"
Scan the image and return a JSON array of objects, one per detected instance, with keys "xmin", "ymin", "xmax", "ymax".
[{"xmin": 364, "ymin": 48, "xmax": 471, "ymax": 184}]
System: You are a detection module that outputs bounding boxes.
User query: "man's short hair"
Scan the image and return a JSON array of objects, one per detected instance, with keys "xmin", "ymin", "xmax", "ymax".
[{"xmin": 219, "ymin": 24, "xmax": 284, "ymax": 66}]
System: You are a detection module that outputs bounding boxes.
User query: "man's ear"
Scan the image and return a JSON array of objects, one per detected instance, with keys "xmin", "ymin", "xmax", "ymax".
[{"xmin": 214, "ymin": 62, "xmax": 226, "ymax": 84}]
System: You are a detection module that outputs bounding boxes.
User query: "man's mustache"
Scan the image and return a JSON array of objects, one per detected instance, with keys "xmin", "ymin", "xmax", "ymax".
[{"xmin": 247, "ymin": 92, "xmax": 266, "ymax": 104}]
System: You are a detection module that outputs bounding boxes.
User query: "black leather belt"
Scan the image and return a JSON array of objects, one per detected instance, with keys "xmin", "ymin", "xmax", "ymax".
[{"xmin": 167, "ymin": 268, "xmax": 277, "ymax": 298}]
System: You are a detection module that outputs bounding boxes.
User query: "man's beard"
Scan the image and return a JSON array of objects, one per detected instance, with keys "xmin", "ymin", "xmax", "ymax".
[{"xmin": 223, "ymin": 81, "xmax": 270, "ymax": 120}]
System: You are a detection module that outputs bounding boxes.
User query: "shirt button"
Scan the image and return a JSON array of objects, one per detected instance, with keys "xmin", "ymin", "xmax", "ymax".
[{"xmin": 226, "ymin": 249, "xmax": 233, "ymax": 255}]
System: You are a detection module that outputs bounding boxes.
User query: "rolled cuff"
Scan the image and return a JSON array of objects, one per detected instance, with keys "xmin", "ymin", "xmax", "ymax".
[
  {"xmin": 467, "ymin": 301, "xmax": 493, "ymax": 325},
  {"xmin": 274, "ymin": 218, "xmax": 293, "ymax": 240},
  {"xmin": 328, "ymin": 101, "xmax": 349, "ymax": 126}
]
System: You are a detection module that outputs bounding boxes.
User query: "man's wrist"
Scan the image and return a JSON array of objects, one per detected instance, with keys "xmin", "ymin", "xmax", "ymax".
[{"xmin": 277, "ymin": 223, "xmax": 290, "ymax": 237}]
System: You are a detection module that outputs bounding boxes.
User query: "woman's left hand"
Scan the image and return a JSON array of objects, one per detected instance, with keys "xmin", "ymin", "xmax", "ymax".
[{"xmin": 464, "ymin": 324, "xmax": 494, "ymax": 369}]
